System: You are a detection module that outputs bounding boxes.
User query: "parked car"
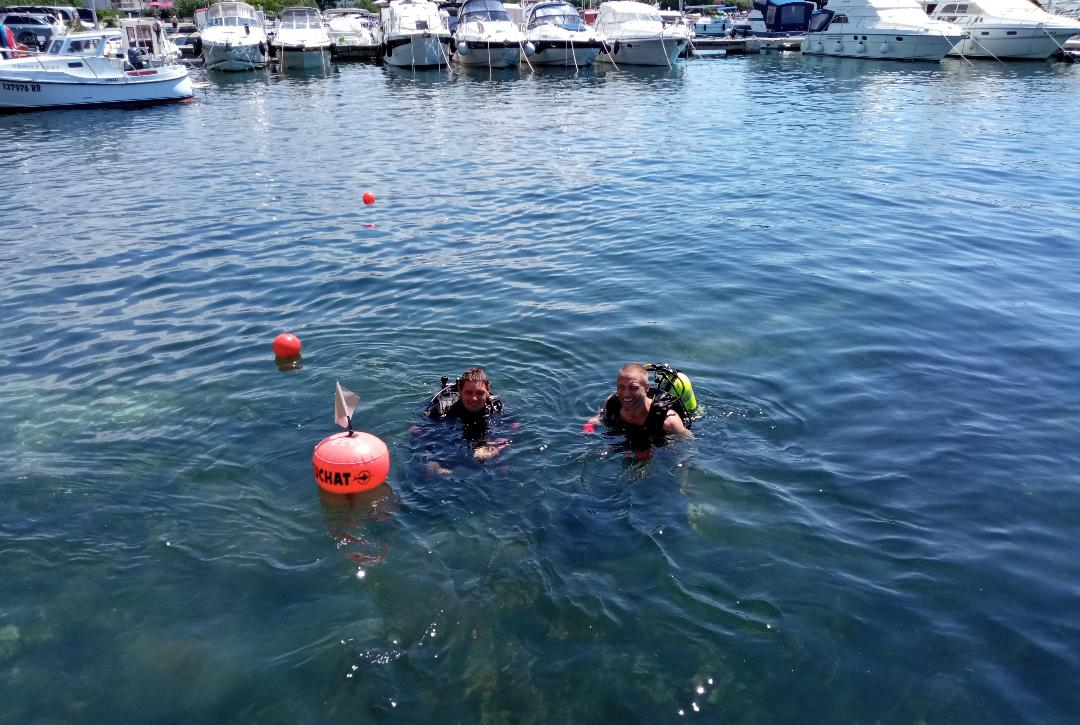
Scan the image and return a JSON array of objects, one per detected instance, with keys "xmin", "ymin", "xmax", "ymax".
[
  {"xmin": 4, "ymin": 5, "xmax": 67, "ymax": 32},
  {"xmin": 76, "ymin": 7, "xmax": 97, "ymax": 29},
  {"xmin": 39, "ymin": 5, "xmax": 80, "ymax": 27},
  {"xmin": 0, "ymin": 12, "xmax": 60, "ymax": 48}
]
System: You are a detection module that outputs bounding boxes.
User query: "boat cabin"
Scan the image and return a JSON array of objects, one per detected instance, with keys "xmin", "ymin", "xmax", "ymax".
[
  {"xmin": 747, "ymin": 0, "xmax": 815, "ymax": 36},
  {"xmin": 42, "ymin": 20, "xmax": 174, "ymax": 68}
]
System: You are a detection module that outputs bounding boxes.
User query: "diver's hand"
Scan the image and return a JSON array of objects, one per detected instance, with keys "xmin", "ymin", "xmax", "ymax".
[
  {"xmin": 426, "ymin": 461, "xmax": 452, "ymax": 476},
  {"xmin": 473, "ymin": 439, "xmax": 509, "ymax": 461}
]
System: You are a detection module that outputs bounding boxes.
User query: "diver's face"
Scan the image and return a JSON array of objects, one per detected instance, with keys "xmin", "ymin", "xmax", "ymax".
[
  {"xmin": 459, "ymin": 380, "xmax": 490, "ymax": 413},
  {"xmin": 616, "ymin": 373, "xmax": 648, "ymax": 412}
]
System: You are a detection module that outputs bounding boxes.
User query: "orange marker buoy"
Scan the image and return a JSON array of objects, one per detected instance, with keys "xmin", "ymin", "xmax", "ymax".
[
  {"xmin": 362, "ymin": 191, "xmax": 376, "ymax": 205},
  {"xmin": 272, "ymin": 332, "xmax": 301, "ymax": 357},
  {"xmin": 313, "ymin": 431, "xmax": 390, "ymax": 494}
]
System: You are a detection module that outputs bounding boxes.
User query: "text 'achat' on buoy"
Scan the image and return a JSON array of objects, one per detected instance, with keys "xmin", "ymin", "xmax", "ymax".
[
  {"xmin": 362, "ymin": 191, "xmax": 376, "ymax": 206},
  {"xmin": 313, "ymin": 431, "xmax": 390, "ymax": 494},
  {"xmin": 273, "ymin": 332, "xmax": 302, "ymax": 357}
]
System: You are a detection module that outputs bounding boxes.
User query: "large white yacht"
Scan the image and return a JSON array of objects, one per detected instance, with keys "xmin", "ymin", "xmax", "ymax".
[
  {"xmin": 200, "ymin": 2, "xmax": 269, "ymax": 71},
  {"xmin": 325, "ymin": 8, "xmax": 383, "ymax": 59},
  {"xmin": 923, "ymin": 0, "xmax": 1080, "ymax": 59},
  {"xmin": 453, "ymin": 0, "xmax": 530, "ymax": 68},
  {"xmin": 0, "ymin": 24, "xmax": 192, "ymax": 111},
  {"xmin": 380, "ymin": 0, "xmax": 452, "ymax": 68},
  {"xmin": 273, "ymin": 6, "xmax": 332, "ymax": 69},
  {"xmin": 593, "ymin": 1, "xmax": 693, "ymax": 66},
  {"xmin": 521, "ymin": 1, "xmax": 605, "ymax": 67},
  {"xmin": 801, "ymin": 0, "xmax": 966, "ymax": 61}
]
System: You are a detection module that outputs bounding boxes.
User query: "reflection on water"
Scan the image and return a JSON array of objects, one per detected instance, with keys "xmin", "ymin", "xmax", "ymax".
[{"xmin": 319, "ymin": 485, "xmax": 399, "ymax": 568}]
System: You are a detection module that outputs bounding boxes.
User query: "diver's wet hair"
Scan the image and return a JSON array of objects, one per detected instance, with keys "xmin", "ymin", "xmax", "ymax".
[
  {"xmin": 618, "ymin": 363, "xmax": 649, "ymax": 382},
  {"xmin": 457, "ymin": 367, "xmax": 490, "ymax": 391}
]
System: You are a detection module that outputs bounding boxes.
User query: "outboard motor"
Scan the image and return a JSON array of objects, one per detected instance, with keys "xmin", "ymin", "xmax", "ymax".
[{"xmin": 126, "ymin": 46, "xmax": 146, "ymax": 70}]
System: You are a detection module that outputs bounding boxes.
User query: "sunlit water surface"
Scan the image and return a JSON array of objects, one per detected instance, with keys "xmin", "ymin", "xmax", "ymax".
[{"xmin": 2, "ymin": 54, "xmax": 1080, "ymax": 723}]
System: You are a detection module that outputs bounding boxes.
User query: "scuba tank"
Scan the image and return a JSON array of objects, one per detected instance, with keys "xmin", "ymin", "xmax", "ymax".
[
  {"xmin": 427, "ymin": 376, "xmax": 458, "ymax": 418},
  {"xmin": 644, "ymin": 363, "xmax": 700, "ymax": 419}
]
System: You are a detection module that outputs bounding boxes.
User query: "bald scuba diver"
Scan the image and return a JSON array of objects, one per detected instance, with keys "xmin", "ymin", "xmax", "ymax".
[
  {"xmin": 583, "ymin": 363, "xmax": 694, "ymax": 449},
  {"xmin": 427, "ymin": 367, "xmax": 509, "ymax": 463}
]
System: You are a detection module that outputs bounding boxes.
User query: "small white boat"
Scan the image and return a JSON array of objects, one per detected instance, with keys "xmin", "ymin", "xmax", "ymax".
[
  {"xmin": 801, "ymin": 0, "xmax": 966, "ymax": 61},
  {"xmin": 325, "ymin": 8, "xmax": 383, "ymax": 59},
  {"xmin": 273, "ymin": 6, "xmax": 332, "ymax": 69},
  {"xmin": 454, "ymin": 0, "xmax": 530, "ymax": 68},
  {"xmin": 522, "ymin": 1, "xmax": 605, "ymax": 67},
  {"xmin": 692, "ymin": 10, "xmax": 736, "ymax": 37},
  {"xmin": 380, "ymin": 0, "xmax": 452, "ymax": 68},
  {"xmin": 199, "ymin": 1, "xmax": 270, "ymax": 71},
  {"xmin": 923, "ymin": 0, "xmax": 1080, "ymax": 59},
  {"xmin": 594, "ymin": 1, "xmax": 693, "ymax": 66},
  {"xmin": 0, "ymin": 23, "xmax": 193, "ymax": 111}
]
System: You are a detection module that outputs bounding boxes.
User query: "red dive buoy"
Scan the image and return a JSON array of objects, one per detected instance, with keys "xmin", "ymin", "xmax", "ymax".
[
  {"xmin": 273, "ymin": 332, "xmax": 302, "ymax": 357},
  {"xmin": 362, "ymin": 191, "xmax": 376, "ymax": 205},
  {"xmin": 312, "ymin": 431, "xmax": 390, "ymax": 494}
]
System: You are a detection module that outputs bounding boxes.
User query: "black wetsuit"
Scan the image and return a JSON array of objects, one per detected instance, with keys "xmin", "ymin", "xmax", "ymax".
[
  {"xmin": 428, "ymin": 395, "xmax": 503, "ymax": 444},
  {"xmin": 602, "ymin": 391, "xmax": 677, "ymax": 448}
]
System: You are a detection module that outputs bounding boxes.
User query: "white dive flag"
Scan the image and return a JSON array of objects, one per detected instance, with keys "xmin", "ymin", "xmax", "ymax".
[{"xmin": 334, "ymin": 381, "xmax": 360, "ymax": 428}]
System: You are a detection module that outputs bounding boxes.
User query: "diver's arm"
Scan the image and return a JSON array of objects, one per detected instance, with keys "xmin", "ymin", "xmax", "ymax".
[
  {"xmin": 584, "ymin": 395, "xmax": 615, "ymax": 432},
  {"xmin": 582, "ymin": 410, "xmax": 602, "ymax": 433},
  {"xmin": 663, "ymin": 410, "xmax": 692, "ymax": 437}
]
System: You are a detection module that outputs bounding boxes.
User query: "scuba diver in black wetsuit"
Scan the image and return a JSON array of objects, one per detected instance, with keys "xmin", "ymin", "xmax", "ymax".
[
  {"xmin": 425, "ymin": 367, "xmax": 510, "ymax": 469},
  {"xmin": 583, "ymin": 363, "xmax": 696, "ymax": 452}
]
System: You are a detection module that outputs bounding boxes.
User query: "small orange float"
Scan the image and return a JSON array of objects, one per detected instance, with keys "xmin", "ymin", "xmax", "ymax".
[{"xmin": 272, "ymin": 332, "xmax": 302, "ymax": 357}]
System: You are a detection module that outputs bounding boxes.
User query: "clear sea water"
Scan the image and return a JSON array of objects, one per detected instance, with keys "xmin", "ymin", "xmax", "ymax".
[{"xmin": 2, "ymin": 53, "xmax": 1080, "ymax": 723}]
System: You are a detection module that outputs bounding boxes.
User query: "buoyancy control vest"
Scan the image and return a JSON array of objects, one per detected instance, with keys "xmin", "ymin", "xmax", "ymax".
[
  {"xmin": 602, "ymin": 390, "xmax": 679, "ymax": 437},
  {"xmin": 426, "ymin": 376, "xmax": 503, "ymax": 421}
]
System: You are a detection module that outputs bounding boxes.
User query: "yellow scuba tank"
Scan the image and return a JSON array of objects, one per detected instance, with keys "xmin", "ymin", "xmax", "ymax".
[
  {"xmin": 645, "ymin": 364, "xmax": 700, "ymax": 418},
  {"xmin": 669, "ymin": 371, "xmax": 699, "ymax": 417}
]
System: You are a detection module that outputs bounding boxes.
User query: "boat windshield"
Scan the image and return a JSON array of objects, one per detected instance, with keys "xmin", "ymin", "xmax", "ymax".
[
  {"xmin": 462, "ymin": 8, "xmax": 510, "ymax": 21},
  {"xmin": 607, "ymin": 9, "xmax": 662, "ymax": 23},
  {"xmin": 280, "ymin": 17, "xmax": 323, "ymax": 29},
  {"xmin": 206, "ymin": 2, "xmax": 258, "ymax": 25},
  {"xmin": 461, "ymin": 0, "xmax": 510, "ymax": 22},
  {"xmin": 528, "ymin": 3, "xmax": 586, "ymax": 29},
  {"xmin": 280, "ymin": 8, "xmax": 323, "ymax": 29},
  {"xmin": 48, "ymin": 36, "xmax": 104, "ymax": 54}
]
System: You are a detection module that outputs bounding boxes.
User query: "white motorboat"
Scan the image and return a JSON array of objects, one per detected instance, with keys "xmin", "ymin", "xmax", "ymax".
[
  {"xmin": 692, "ymin": 10, "xmax": 736, "ymax": 37},
  {"xmin": 801, "ymin": 0, "xmax": 966, "ymax": 61},
  {"xmin": 0, "ymin": 23, "xmax": 193, "ymax": 111},
  {"xmin": 923, "ymin": 0, "xmax": 1080, "ymax": 59},
  {"xmin": 521, "ymin": 1, "xmax": 605, "ymax": 66},
  {"xmin": 325, "ymin": 8, "xmax": 383, "ymax": 59},
  {"xmin": 273, "ymin": 6, "xmax": 331, "ymax": 69},
  {"xmin": 593, "ymin": 1, "xmax": 693, "ymax": 66},
  {"xmin": 199, "ymin": 1, "xmax": 269, "ymax": 71},
  {"xmin": 454, "ymin": 0, "xmax": 530, "ymax": 68},
  {"xmin": 380, "ymin": 0, "xmax": 452, "ymax": 68}
]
